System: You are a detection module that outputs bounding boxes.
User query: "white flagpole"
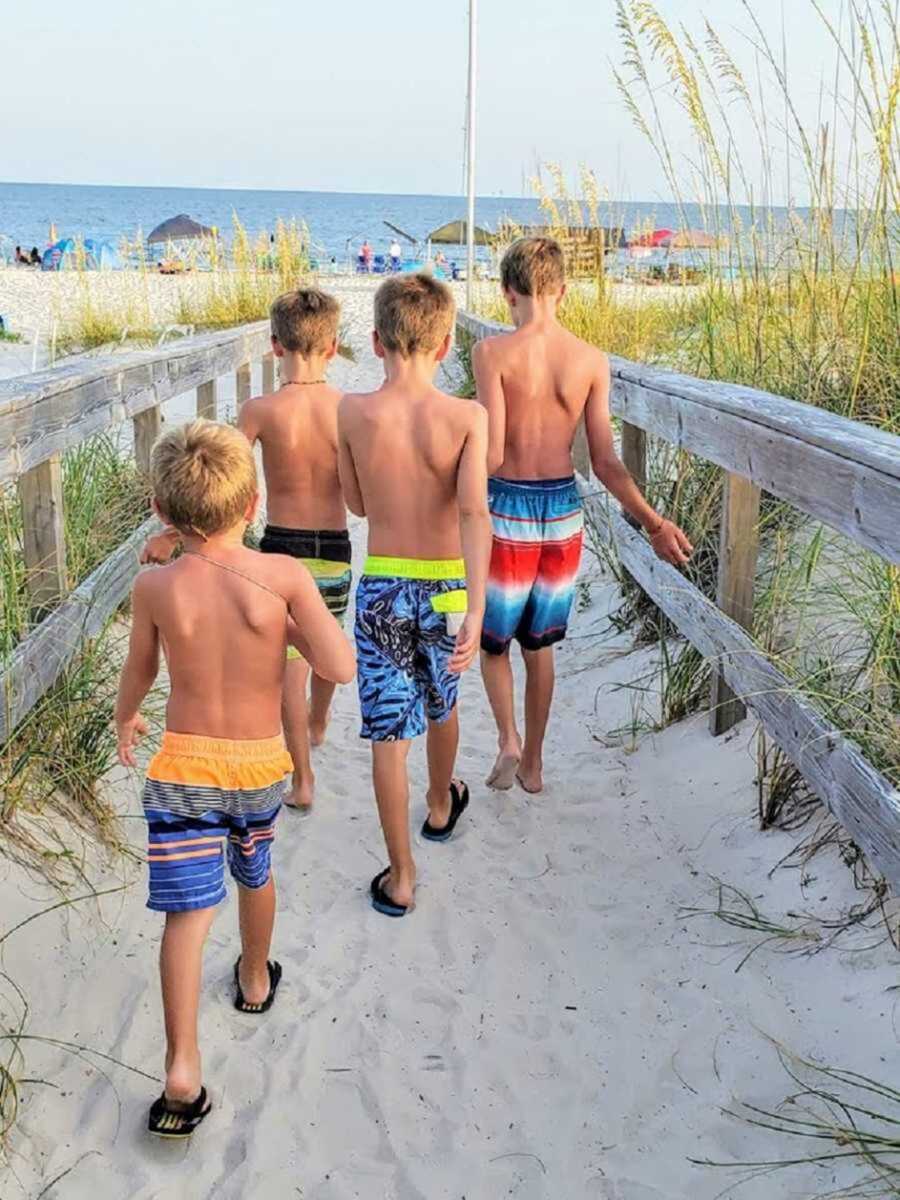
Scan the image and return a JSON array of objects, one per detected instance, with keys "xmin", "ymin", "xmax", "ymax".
[{"xmin": 465, "ymin": 0, "xmax": 477, "ymax": 310}]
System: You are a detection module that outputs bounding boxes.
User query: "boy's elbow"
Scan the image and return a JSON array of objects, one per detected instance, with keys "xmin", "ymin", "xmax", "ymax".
[
  {"xmin": 486, "ymin": 451, "xmax": 503, "ymax": 475},
  {"xmin": 333, "ymin": 644, "xmax": 357, "ymax": 685}
]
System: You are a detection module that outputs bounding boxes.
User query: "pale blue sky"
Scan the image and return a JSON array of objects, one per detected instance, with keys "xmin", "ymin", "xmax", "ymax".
[{"xmin": 3, "ymin": 1, "xmax": 842, "ymax": 199}]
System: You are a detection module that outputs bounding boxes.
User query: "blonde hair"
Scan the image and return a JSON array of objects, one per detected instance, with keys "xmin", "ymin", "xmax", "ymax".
[
  {"xmin": 500, "ymin": 236, "xmax": 565, "ymax": 297},
  {"xmin": 151, "ymin": 420, "xmax": 257, "ymax": 537},
  {"xmin": 374, "ymin": 273, "xmax": 455, "ymax": 358},
  {"xmin": 270, "ymin": 288, "xmax": 340, "ymax": 356}
]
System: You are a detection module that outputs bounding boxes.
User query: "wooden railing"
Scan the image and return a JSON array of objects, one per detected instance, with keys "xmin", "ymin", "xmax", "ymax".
[
  {"xmin": 457, "ymin": 311, "xmax": 900, "ymax": 888},
  {"xmin": 0, "ymin": 321, "xmax": 275, "ymax": 742}
]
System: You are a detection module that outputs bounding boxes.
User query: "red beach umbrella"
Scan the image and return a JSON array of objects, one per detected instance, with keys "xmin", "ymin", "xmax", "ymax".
[{"xmin": 627, "ymin": 228, "xmax": 673, "ymax": 248}]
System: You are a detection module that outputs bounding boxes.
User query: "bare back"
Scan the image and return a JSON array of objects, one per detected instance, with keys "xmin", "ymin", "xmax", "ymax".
[
  {"xmin": 141, "ymin": 550, "xmax": 291, "ymax": 739},
  {"xmin": 339, "ymin": 383, "xmax": 479, "ymax": 559},
  {"xmin": 239, "ymin": 383, "xmax": 346, "ymax": 529},
  {"xmin": 475, "ymin": 321, "xmax": 603, "ymax": 479}
]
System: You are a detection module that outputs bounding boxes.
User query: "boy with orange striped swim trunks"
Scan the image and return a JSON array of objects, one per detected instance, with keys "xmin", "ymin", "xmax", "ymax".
[
  {"xmin": 473, "ymin": 237, "xmax": 693, "ymax": 794},
  {"xmin": 116, "ymin": 421, "xmax": 354, "ymax": 1138}
]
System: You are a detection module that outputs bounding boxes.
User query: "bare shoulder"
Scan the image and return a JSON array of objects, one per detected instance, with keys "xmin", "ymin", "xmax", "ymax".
[
  {"xmin": 255, "ymin": 550, "xmax": 316, "ymax": 599},
  {"xmin": 563, "ymin": 327, "xmax": 608, "ymax": 372},
  {"xmin": 473, "ymin": 329, "xmax": 516, "ymax": 364},
  {"xmin": 436, "ymin": 389, "xmax": 485, "ymax": 432}
]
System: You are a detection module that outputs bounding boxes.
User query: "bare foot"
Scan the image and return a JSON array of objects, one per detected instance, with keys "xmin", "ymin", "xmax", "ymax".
[
  {"xmin": 164, "ymin": 1051, "xmax": 202, "ymax": 1105},
  {"xmin": 284, "ymin": 774, "xmax": 314, "ymax": 813},
  {"xmin": 486, "ymin": 746, "xmax": 521, "ymax": 790},
  {"xmin": 308, "ymin": 714, "xmax": 330, "ymax": 748},
  {"xmin": 516, "ymin": 761, "xmax": 543, "ymax": 794}
]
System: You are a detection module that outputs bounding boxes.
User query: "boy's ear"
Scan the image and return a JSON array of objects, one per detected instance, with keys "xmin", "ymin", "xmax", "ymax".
[
  {"xmin": 372, "ymin": 329, "xmax": 385, "ymax": 360},
  {"xmin": 557, "ymin": 283, "xmax": 567, "ymax": 305},
  {"xmin": 325, "ymin": 336, "xmax": 338, "ymax": 361},
  {"xmin": 502, "ymin": 285, "xmax": 517, "ymax": 309},
  {"xmin": 152, "ymin": 498, "xmax": 167, "ymax": 522},
  {"xmin": 435, "ymin": 331, "xmax": 452, "ymax": 363},
  {"xmin": 245, "ymin": 491, "xmax": 260, "ymax": 524},
  {"xmin": 271, "ymin": 335, "xmax": 285, "ymax": 359}
]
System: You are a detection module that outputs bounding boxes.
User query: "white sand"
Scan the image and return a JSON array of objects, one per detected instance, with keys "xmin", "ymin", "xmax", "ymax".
[{"xmin": 2, "ymin": 323, "xmax": 898, "ymax": 1200}]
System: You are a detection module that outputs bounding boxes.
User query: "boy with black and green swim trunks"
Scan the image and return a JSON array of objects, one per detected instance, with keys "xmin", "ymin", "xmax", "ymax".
[
  {"xmin": 143, "ymin": 288, "xmax": 350, "ymax": 813},
  {"xmin": 338, "ymin": 273, "xmax": 492, "ymax": 917}
]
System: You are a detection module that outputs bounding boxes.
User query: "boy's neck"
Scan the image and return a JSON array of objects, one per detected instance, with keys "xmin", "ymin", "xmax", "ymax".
[
  {"xmin": 279, "ymin": 351, "xmax": 329, "ymax": 386},
  {"xmin": 382, "ymin": 351, "xmax": 439, "ymax": 388},
  {"xmin": 511, "ymin": 295, "xmax": 561, "ymax": 329},
  {"xmin": 180, "ymin": 524, "xmax": 247, "ymax": 555}
]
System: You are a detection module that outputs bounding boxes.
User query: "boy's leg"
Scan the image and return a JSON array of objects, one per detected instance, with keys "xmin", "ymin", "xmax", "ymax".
[
  {"xmin": 480, "ymin": 648, "xmax": 522, "ymax": 789},
  {"xmin": 425, "ymin": 707, "xmax": 458, "ymax": 828},
  {"xmin": 160, "ymin": 907, "xmax": 216, "ymax": 1102},
  {"xmin": 372, "ymin": 740, "xmax": 415, "ymax": 906},
  {"xmin": 236, "ymin": 876, "xmax": 276, "ymax": 1005},
  {"xmin": 308, "ymin": 673, "xmax": 337, "ymax": 747},
  {"xmin": 519, "ymin": 646, "xmax": 555, "ymax": 794},
  {"xmin": 282, "ymin": 656, "xmax": 314, "ymax": 809}
]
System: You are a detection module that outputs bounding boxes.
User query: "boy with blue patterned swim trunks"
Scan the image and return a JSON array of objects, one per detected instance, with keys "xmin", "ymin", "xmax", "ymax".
[
  {"xmin": 338, "ymin": 274, "xmax": 492, "ymax": 917},
  {"xmin": 116, "ymin": 421, "xmax": 354, "ymax": 1137},
  {"xmin": 473, "ymin": 237, "xmax": 693, "ymax": 795}
]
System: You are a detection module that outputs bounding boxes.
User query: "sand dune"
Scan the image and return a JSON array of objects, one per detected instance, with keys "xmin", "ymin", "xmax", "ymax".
[{"xmin": 2, "ymin": 338, "xmax": 898, "ymax": 1200}]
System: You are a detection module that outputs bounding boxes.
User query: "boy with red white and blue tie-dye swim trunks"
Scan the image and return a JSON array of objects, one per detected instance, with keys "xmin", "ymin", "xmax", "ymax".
[{"xmin": 473, "ymin": 237, "xmax": 693, "ymax": 795}]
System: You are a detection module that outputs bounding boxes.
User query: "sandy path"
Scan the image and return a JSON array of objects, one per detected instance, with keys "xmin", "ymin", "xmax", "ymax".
[{"xmin": 2, "ymin": 338, "xmax": 898, "ymax": 1200}]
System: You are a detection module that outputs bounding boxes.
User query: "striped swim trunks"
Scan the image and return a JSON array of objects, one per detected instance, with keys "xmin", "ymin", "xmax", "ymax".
[
  {"xmin": 481, "ymin": 476, "xmax": 584, "ymax": 655},
  {"xmin": 259, "ymin": 525, "xmax": 352, "ymax": 625},
  {"xmin": 143, "ymin": 732, "xmax": 292, "ymax": 913}
]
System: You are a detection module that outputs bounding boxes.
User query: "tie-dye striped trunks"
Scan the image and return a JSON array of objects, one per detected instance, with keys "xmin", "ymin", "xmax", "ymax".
[
  {"xmin": 143, "ymin": 732, "xmax": 292, "ymax": 913},
  {"xmin": 259, "ymin": 525, "xmax": 352, "ymax": 625},
  {"xmin": 481, "ymin": 475, "xmax": 584, "ymax": 655}
]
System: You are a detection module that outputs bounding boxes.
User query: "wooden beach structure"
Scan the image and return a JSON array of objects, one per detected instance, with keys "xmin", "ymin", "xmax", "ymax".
[{"xmin": 0, "ymin": 313, "xmax": 898, "ymax": 886}]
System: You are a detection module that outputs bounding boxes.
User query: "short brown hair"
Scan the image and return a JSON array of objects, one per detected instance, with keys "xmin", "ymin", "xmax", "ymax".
[
  {"xmin": 270, "ymin": 288, "xmax": 340, "ymax": 356},
  {"xmin": 500, "ymin": 236, "xmax": 565, "ymax": 297},
  {"xmin": 374, "ymin": 273, "xmax": 455, "ymax": 357},
  {"xmin": 151, "ymin": 420, "xmax": 257, "ymax": 537}
]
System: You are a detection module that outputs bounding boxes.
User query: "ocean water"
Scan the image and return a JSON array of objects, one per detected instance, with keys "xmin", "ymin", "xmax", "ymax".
[{"xmin": 0, "ymin": 181, "xmax": 706, "ymax": 266}]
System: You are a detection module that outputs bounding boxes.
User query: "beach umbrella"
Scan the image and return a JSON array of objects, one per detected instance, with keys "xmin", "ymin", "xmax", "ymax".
[
  {"xmin": 384, "ymin": 220, "xmax": 418, "ymax": 245},
  {"xmin": 629, "ymin": 228, "xmax": 673, "ymax": 248},
  {"xmin": 147, "ymin": 214, "xmax": 214, "ymax": 244},
  {"xmin": 426, "ymin": 219, "xmax": 493, "ymax": 246},
  {"xmin": 660, "ymin": 229, "xmax": 719, "ymax": 249}
]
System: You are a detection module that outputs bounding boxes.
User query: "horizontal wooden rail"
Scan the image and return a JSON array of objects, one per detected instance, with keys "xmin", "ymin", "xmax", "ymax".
[
  {"xmin": 457, "ymin": 312, "xmax": 900, "ymax": 564},
  {"xmin": 0, "ymin": 321, "xmax": 270, "ymax": 485},
  {"xmin": 1, "ymin": 515, "xmax": 161, "ymax": 742},
  {"xmin": 590, "ymin": 500, "xmax": 900, "ymax": 889}
]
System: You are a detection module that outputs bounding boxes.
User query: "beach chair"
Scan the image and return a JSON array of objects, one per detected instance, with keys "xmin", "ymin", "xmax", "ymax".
[
  {"xmin": 356, "ymin": 255, "xmax": 368, "ymax": 274},
  {"xmin": 373, "ymin": 255, "xmax": 386, "ymax": 274}
]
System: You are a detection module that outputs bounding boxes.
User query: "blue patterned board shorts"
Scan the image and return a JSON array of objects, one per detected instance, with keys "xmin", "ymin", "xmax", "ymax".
[{"xmin": 354, "ymin": 557, "xmax": 467, "ymax": 742}]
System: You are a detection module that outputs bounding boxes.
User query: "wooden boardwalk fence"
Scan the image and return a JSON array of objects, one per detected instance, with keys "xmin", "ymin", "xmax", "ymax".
[
  {"xmin": 0, "ymin": 320, "xmax": 273, "ymax": 743},
  {"xmin": 457, "ymin": 311, "xmax": 900, "ymax": 889}
]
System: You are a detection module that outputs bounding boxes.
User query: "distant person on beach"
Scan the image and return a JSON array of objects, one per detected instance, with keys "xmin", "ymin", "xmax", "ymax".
[
  {"xmin": 141, "ymin": 289, "xmax": 349, "ymax": 815},
  {"xmin": 338, "ymin": 274, "xmax": 491, "ymax": 917},
  {"xmin": 29, "ymin": 246, "xmax": 40, "ymax": 265},
  {"xmin": 14, "ymin": 245, "xmax": 30, "ymax": 265},
  {"xmin": 473, "ymin": 236, "xmax": 693, "ymax": 794},
  {"xmin": 116, "ymin": 420, "xmax": 354, "ymax": 1138},
  {"xmin": 360, "ymin": 239, "xmax": 373, "ymax": 271},
  {"xmin": 389, "ymin": 239, "xmax": 402, "ymax": 271}
]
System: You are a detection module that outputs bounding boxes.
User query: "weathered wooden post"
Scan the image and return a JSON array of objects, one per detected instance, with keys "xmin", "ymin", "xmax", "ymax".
[
  {"xmin": 133, "ymin": 406, "xmax": 163, "ymax": 476},
  {"xmin": 709, "ymin": 470, "xmax": 762, "ymax": 735},
  {"xmin": 621, "ymin": 422, "xmax": 647, "ymax": 528},
  {"xmin": 236, "ymin": 361, "xmax": 252, "ymax": 409},
  {"xmin": 196, "ymin": 379, "xmax": 217, "ymax": 420},
  {"xmin": 18, "ymin": 455, "xmax": 67, "ymax": 617},
  {"xmin": 262, "ymin": 351, "xmax": 276, "ymax": 394}
]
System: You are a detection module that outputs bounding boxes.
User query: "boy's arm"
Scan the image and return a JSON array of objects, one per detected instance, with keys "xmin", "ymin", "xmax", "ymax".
[
  {"xmin": 282, "ymin": 563, "xmax": 356, "ymax": 684},
  {"xmin": 337, "ymin": 398, "xmax": 366, "ymax": 517},
  {"xmin": 236, "ymin": 396, "xmax": 261, "ymax": 447},
  {"xmin": 115, "ymin": 573, "xmax": 160, "ymax": 765},
  {"xmin": 450, "ymin": 404, "xmax": 492, "ymax": 674},
  {"xmin": 472, "ymin": 338, "xmax": 506, "ymax": 476},
  {"xmin": 584, "ymin": 353, "xmax": 693, "ymax": 566}
]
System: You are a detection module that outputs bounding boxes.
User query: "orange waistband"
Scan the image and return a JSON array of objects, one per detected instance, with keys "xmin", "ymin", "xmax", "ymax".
[{"xmin": 159, "ymin": 731, "xmax": 287, "ymax": 762}]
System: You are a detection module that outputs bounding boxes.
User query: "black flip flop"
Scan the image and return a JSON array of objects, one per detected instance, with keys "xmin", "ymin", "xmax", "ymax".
[
  {"xmin": 421, "ymin": 779, "xmax": 470, "ymax": 843},
  {"xmin": 148, "ymin": 1086, "xmax": 211, "ymax": 1139},
  {"xmin": 370, "ymin": 868, "xmax": 411, "ymax": 918},
  {"xmin": 233, "ymin": 958, "xmax": 282, "ymax": 1014}
]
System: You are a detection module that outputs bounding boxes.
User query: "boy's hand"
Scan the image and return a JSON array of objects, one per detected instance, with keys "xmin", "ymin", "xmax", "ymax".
[
  {"xmin": 649, "ymin": 518, "xmax": 693, "ymax": 566},
  {"xmin": 448, "ymin": 613, "xmax": 482, "ymax": 674},
  {"xmin": 117, "ymin": 713, "xmax": 149, "ymax": 767},
  {"xmin": 140, "ymin": 529, "xmax": 180, "ymax": 565}
]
